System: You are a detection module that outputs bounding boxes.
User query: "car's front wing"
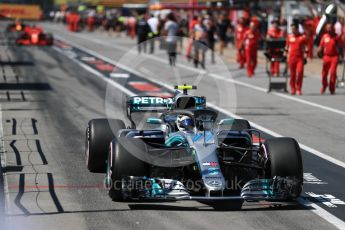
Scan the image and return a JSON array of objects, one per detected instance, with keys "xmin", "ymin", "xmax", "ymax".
[{"xmin": 119, "ymin": 176, "xmax": 302, "ymax": 201}]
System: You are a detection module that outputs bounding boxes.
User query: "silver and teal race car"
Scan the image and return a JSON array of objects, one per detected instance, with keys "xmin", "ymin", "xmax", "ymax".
[{"xmin": 85, "ymin": 85, "xmax": 303, "ymax": 201}]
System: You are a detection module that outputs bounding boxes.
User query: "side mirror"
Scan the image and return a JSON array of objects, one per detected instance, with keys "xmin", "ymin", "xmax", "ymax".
[
  {"xmin": 218, "ymin": 118, "xmax": 234, "ymax": 126},
  {"xmin": 146, "ymin": 117, "xmax": 162, "ymax": 124}
]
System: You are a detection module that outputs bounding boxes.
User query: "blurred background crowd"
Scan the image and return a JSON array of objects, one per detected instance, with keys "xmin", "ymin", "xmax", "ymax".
[
  {"xmin": 2, "ymin": 0, "xmax": 345, "ymax": 94},
  {"xmin": 41, "ymin": 1, "xmax": 345, "ymax": 59},
  {"xmin": 3, "ymin": 1, "xmax": 344, "ymax": 58}
]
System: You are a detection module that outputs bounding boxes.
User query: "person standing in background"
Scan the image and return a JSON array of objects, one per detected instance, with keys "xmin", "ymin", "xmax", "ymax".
[
  {"xmin": 147, "ymin": 14, "xmax": 159, "ymax": 54},
  {"xmin": 317, "ymin": 23, "xmax": 344, "ymax": 95},
  {"xmin": 267, "ymin": 19, "xmax": 283, "ymax": 77},
  {"xmin": 217, "ymin": 13, "xmax": 230, "ymax": 56},
  {"xmin": 186, "ymin": 15, "xmax": 198, "ymax": 61},
  {"xmin": 163, "ymin": 13, "xmax": 179, "ymax": 66},
  {"xmin": 286, "ymin": 22, "xmax": 308, "ymax": 95},
  {"xmin": 335, "ymin": 17, "xmax": 345, "ymax": 59},
  {"xmin": 235, "ymin": 17, "xmax": 247, "ymax": 69},
  {"xmin": 242, "ymin": 21, "xmax": 261, "ymax": 77},
  {"xmin": 86, "ymin": 11, "xmax": 95, "ymax": 32},
  {"xmin": 205, "ymin": 14, "xmax": 217, "ymax": 64},
  {"xmin": 74, "ymin": 12, "xmax": 81, "ymax": 32},
  {"xmin": 127, "ymin": 15, "xmax": 137, "ymax": 39},
  {"xmin": 136, "ymin": 14, "xmax": 151, "ymax": 54},
  {"xmin": 304, "ymin": 17, "xmax": 315, "ymax": 59},
  {"xmin": 177, "ymin": 17, "xmax": 187, "ymax": 54},
  {"xmin": 280, "ymin": 18, "xmax": 288, "ymax": 37},
  {"xmin": 334, "ymin": 17, "xmax": 343, "ymax": 36},
  {"xmin": 193, "ymin": 15, "xmax": 208, "ymax": 69}
]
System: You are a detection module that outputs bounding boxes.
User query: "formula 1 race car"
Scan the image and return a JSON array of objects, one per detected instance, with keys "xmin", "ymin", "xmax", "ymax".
[
  {"xmin": 85, "ymin": 85, "xmax": 303, "ymax": 202},
  {"xmin": 15, "ymin": 26, "xmax": 53, "ymax": 46}
]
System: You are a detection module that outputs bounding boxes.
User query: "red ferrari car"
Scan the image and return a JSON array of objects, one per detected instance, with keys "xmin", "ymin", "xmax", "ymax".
[{"xmin": 16, "ymin": 26, "xmax": 53, "ymax": 46}]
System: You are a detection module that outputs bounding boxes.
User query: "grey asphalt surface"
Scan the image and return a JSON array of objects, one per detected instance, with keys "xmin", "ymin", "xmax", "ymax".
[{"xmin": 0, "ymin": 21, "xmax": 344, "ymax": 230}]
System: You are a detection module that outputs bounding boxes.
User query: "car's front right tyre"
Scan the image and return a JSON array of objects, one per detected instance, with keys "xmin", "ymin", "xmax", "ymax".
[{"xmin": 263, "ymin": 137, "xmax": 303, "ymax": 198}]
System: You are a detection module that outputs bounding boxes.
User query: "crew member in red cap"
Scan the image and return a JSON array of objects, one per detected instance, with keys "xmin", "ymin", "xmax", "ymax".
[
  {"xmin": 235, "ymin": 17, "xmax": 247, "ymax": 69},
  {"xmin": 267, "ymin": 19, "xmax": 283, "ymax": 77},
  {"xmin": 66, "ymin": 12, "xmax": 72, "ymax": 31},
  {"xmin": 286, "ymin": 22, "xmax": 308, "ymax": 95},
  {"xmin": 317, "ymin": 23, "xmax": 345, "ymax": 95},
  {"xmin": 242, "ymin": 21, "xmax": 261, "ymax": 77}
]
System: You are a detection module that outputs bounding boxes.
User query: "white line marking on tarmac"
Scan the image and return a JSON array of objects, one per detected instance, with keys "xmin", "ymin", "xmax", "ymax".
[
  {"xmin": 77, "ymin": 64, "xmax": 135, "ymax": 96},
  {"xmin": 298, "ymin": 197, "xmax": 345, "ymax": 230},
  {"xmin": 110, "ymin": 73, "xmax": 129, "ymax": 78},
  {"xmin": 80, "ymin": 56, "xmax": 96, "ymax": 62},
  {"xmin": 61, "ymin": 31, "xmax": 345, "ymax": 117},
  {"xmin": 54, "ymin": 37, "xmax": 345, "ymax": 230},
  {"xmin": 53, "ymin": 46, "xmax": 135, "ymax": 97},
  {"xmin": 305, "ymin": 192, "xmax": 345, "ymax": 207}
]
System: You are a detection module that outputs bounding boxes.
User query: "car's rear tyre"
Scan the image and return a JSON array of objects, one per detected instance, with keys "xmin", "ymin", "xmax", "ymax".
[
  {"xmin": 229, "ymin": 119, "xmax": 251, "ymax": 131},
  {"xmin": 263, "ymin": 137, "xmax": 303, "ymax": 197},
  {"xmin": 85, "ymin": 119, "xmax": 125, "ymax": 173},
  {"xmin": 108, "ymin": 138, "xmax": 148, "ymax": 201}
]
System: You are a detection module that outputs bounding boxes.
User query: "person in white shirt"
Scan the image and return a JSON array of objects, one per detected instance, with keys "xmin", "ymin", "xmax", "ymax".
[
  {"xmin": 163, "ymin": 13, "xmax": 179, "ymax": 66},
  {"xmin": 334, "ymin": 17, "xmax": 344, "ymax": 36},
  {"xmin": 147, "ymin": 14, "xmax": 159, "ymax": 53}
]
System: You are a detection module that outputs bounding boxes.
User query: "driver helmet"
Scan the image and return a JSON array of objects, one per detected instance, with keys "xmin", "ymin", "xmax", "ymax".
[{"xmin": 176, "ymin": 115, "xmax": 194, "ymax": 131}]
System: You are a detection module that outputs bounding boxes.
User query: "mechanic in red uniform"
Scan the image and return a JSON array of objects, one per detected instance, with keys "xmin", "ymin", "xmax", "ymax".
[
  {"xmin": 267, "ymin": 19, "xmax": 283, "ymax": 77},
  {"xmin": 304, "ymin": 18, "xmax": 315, "ymax": 59},
  {"xmin": 128, "ymin": 16, "xmax": 137, "ymax": 39},
  {"xmin": 235, "ymin": 17, "xmax": 247, "ymax": 69},
  {"xmin": 286, "ymin": 22, "xmax": 308, "ymax": 95},
  {"xmin": 86, "ymin": 14, "xmax": 95, "ymax": 32},
  {"xmin": 73, "ymin": 13, "xmax": 81, "ymax": 32},
  {"xmin": 317, "ymin": 23, "xmax": 344, "ymax": 95},
  {"xmin": 66, "ymin": 12, "xmax": 72, "ymax": 31},
  {"xmin": 68, "ymin": 12, "xmax": 79, "ymax": 32},
  {"xmin": 242, "ymin": 21, "xmax": 261, "ymax": 77}
]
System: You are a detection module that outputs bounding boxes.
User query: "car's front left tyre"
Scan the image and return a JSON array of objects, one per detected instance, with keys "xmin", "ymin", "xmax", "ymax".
[
  {"xmin": 108, "ymin": 138, "xmax": 148, "ymax": 201},
  {"xmin": 85, "ymin": 119, "xmax": 125, "ymax": 173}
]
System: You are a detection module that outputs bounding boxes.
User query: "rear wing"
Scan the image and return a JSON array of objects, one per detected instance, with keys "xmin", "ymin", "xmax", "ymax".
[
  {"xmin": 127, "ymin": 96, "xmax": 173, "ymax": 115},
  {"xmin": 126, "ymin": 95, "xmax": 207, "ymax": 128}
]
